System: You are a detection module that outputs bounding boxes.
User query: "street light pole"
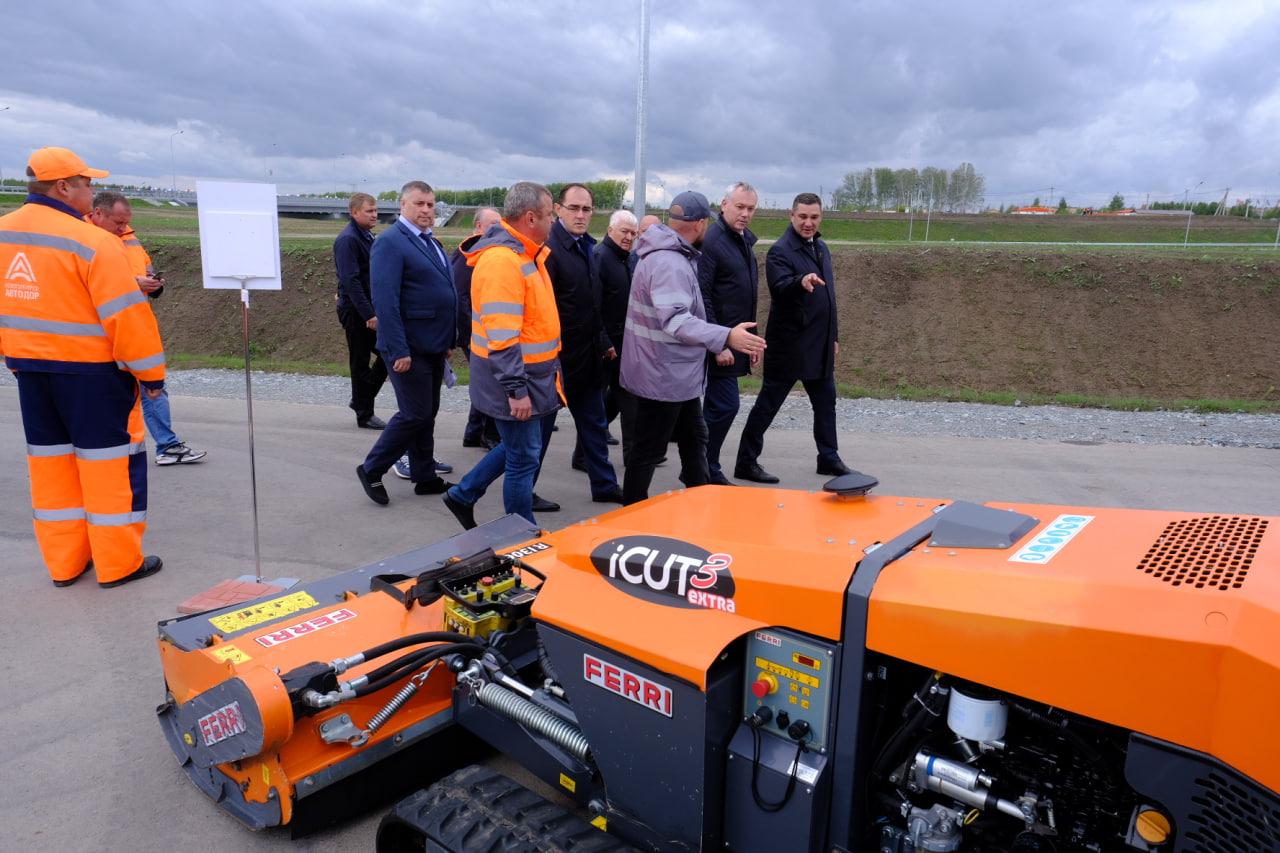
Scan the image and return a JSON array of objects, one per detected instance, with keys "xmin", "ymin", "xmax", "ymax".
[
  {"xmin": 169, "ymin": 129, "xmax": 183, "ymax": 192},
  {"xmin": 632, "ymin": 0, "xmax": 650, "ymax": 221}
]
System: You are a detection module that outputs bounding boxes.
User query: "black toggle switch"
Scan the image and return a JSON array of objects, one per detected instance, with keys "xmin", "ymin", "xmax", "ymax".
[{"xmin": 775, "ymin": 711, "xmax": 790, "ymax": 730}]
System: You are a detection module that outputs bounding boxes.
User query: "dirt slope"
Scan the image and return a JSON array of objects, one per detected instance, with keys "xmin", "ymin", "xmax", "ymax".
[{"xmin": 144, "ymin": 243, "xmax": 1280, "ymax": 403}]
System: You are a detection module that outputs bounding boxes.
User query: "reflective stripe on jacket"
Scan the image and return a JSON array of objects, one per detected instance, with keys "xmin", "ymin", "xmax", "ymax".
[
  {"xmin": 620, "ymin": 223, "xmax": 730, "ymax": 403},
  {"xmin": 119, "ymin": 226, "xmax": 152, "ymax": 277},
  {"xmin": 462, "ymin": 220, "xmax": 563, "ymax": 420},
  {"xmin": 0, "ymin": 201, "xmax": 165, "ymax": 384}
]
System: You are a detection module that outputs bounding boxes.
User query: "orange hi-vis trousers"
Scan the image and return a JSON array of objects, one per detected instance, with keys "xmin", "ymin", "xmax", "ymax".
[{"xmin": 17, "ymin": 369, "xmax": 147, "ymax": 584}]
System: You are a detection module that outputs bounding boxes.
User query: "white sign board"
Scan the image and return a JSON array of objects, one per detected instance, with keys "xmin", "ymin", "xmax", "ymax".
[{"xmin": 197, "ymin": 181, "xmax": 282, "ymax": 290}]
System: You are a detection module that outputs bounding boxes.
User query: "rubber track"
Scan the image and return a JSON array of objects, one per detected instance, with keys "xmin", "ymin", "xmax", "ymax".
[{"xmin": 376, "ymin": 765, "xmax": 635, "ymax": 852}]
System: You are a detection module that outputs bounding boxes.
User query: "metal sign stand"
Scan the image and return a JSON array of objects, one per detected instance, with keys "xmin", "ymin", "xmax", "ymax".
[
  {"xmin": 236, "ymin": 279, "xmax": 265, "ymax": 584},
  {"xmin": 174, "ymin": 279, "xmax": 297, "ymax": 615},
  {"xmin": 176, "ymin": 179, "xmax": 297, "ymax": 615}
]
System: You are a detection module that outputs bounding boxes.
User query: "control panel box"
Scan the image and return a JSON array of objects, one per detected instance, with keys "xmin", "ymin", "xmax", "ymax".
[{"xmin": 742, "ymin": 628, "xmax": 836, "ymax": 752}]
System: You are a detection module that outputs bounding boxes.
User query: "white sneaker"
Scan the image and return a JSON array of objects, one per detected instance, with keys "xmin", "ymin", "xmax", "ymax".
[
  {"xmin": 155, "ymin": 443, "xmax": 208, "ymax": 466},
  {"xmin": 392, "ymin": 454, "xmax": 412, "ymax": 479}
]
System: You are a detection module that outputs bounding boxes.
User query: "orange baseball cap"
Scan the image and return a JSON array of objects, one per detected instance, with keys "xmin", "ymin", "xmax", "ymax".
[{"xmin": 27, "ymin": 147, "xmax": 110, "ymax": 181}]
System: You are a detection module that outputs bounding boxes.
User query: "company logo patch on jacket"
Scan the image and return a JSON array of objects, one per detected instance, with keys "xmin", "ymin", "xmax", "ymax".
[
  {"xmin": 4, "ymin": 252, "xmax": 39, "ymax": 299},
  {"xmin": 589, "ymin": 535, "xmax": 736, "ymax": 612}
]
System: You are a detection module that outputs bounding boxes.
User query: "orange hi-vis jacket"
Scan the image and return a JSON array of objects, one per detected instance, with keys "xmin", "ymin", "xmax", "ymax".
[
  {"xmin": 463, "ymin": 220, "xmax": 564, "ymax": 420},
  {"xmin": 119, "ymin": 226, "xmax": 153, "ymax": 277},
  {"xmin": 1, "ymin": 199, "xmax": 165, "ymax": 386}
]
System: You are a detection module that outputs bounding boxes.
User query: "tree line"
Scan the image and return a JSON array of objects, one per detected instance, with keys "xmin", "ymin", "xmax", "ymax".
[
  {"xmin": 1149, "ymin": 199, "xmax": 1280, "ymax": 219},
  {"xmin": 833, "ymin": 163, "xmax": 985, "ymax": 212}
]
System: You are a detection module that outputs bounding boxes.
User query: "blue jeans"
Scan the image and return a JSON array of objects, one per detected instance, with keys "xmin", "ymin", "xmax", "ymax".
[
  {"xmin": 702, "ymin": 374, "xmax": 740, "ymax": 476},
  {"xmin": 450, "ymin": 413, "xmax": 555, "ymax": 525},
  {"xmin": 141, "ymin": 388, "xmax": 180, "ymax": 452}
]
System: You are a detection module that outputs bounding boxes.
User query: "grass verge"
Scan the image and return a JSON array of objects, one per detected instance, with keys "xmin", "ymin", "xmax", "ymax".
[{"xmin": 169, "ymin": 354, "xmax": 1277, "ymax": 414}]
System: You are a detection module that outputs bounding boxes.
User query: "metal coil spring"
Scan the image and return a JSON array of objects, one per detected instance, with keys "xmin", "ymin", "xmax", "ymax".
[
  {"xmin": 364, "ymin": 666, "xmax": 437, "ymax": 740},
  {"xmin": 475, "ymin": 681, "xmax": 590, "ymax": 762},
  {"xmin": 366, "ymin": 680, "xmax": 420, "ymax": 736}
]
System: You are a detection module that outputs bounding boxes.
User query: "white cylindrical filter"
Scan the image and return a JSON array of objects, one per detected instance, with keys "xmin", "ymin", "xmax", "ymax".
[{"xmin": 947, "ymin": 687, "xmax": 1007, "ymax": 743}]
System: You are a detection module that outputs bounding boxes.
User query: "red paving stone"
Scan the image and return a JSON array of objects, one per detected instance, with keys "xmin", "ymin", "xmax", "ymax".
[{"xmin": 176, "ymin": 579, "xmax": 285, "ymax": 615}]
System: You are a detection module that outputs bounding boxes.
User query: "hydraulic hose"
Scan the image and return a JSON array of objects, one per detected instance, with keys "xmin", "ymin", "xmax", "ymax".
[
  {"xmin": 355, "ymin": 643, "xmax": 483, "ymax": 697},
  {"xmin": 359, "ymin": 631, "xmax": 478, "ymax": 662}
]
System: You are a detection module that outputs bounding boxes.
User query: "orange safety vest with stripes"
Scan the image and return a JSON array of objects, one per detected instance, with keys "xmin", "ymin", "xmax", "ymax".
[
  {"xmin": 0, "ymin": 199, "xmax": 166, "ymax": 385},
  {"xmin": 462, "ymin": 219, "xmax": 564, "ymax": 418},
  {"xmin": 119, "ymin": 226, "xmax": 153, "ymax": 277}
]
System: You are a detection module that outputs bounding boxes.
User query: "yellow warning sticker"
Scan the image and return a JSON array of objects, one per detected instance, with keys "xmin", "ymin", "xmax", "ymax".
[
  {"xmin": 559, "ymin": 773, "xmax": 577, "ymax": 793},
  {"xmin": 211, "ymin": 645, "xmax": 252, "ymax": 664},
  {"xmin": 591, "ymin": 815, "xmax": 608, "ymax": 831},
  {"xmin": 262, "ymin": 764, "xmax": 271, "ymax": 785},
  {"xmin": 209, "ymin": 591, "xmax": 319, "ymax": 634}
]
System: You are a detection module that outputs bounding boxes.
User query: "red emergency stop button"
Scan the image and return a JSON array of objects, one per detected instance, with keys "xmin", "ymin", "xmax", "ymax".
[{"xmin": 751, "ymin": 673, "xmax": 779, "ymax": 698}]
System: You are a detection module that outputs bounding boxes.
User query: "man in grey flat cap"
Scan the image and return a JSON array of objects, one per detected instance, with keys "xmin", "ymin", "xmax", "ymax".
[{"xmin": 619, "ymin": 191, "xmax": 765, "ymax": 504}]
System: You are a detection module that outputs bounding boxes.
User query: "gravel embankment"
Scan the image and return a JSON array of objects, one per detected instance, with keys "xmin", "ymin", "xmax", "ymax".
[{"xmin": 7, "ymin": 369, "xmax": 1271, "ymax": 449}]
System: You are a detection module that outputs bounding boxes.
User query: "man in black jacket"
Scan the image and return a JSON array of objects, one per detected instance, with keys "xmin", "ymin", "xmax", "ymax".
[
  {"xmin": 592, "ymin": 209, "xmax": 638, "ymax": 459},
  {"xmin": 735, "ymin": 193, "xmax": 851, "ymax": 481},
  {"xmin": 334, "ymin": 192, "xmax": 386, "ymax": 430},
  {"xmin": 700, "ymin": 181, "xmax": 760, "ymax": 484},
  {"xmin": 450, "ymin": 207, "xmax": 502, "ymax": 450},
  {"xmin": 542, "ymin": 184, "xmax": 623, "ymax": 505}
]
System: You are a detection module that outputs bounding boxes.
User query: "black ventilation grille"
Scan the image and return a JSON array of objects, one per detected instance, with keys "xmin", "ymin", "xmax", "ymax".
[
  {"xmin": 1184, "ymin": 770, "xmax": 1280, "ymax": 852},
  {"xmin": 1136, "ymin": 516, "xmax": 1267, "ymax": 590}
]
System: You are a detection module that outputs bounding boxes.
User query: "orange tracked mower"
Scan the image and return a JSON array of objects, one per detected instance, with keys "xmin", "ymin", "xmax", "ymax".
[{"xmin": 156, "ymin": 475, "xmax": 1279, "ymax": 851}]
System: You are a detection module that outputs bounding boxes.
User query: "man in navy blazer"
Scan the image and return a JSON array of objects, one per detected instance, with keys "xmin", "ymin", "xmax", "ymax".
[{"xmin": 356, "ymin": 180, "xmax": 458, "ymax": 505}]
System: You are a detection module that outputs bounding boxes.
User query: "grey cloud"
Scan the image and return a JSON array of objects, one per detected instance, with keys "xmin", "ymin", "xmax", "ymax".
[{"xmin": 1, "ymin": 0, "xmax": 1276, "ymax": 207}]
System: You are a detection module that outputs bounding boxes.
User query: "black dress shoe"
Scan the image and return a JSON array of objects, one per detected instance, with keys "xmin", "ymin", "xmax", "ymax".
[
  {"xmin": 605, "ymin": 431, "xmax": 620, "ymax": 446},
  {"xmin": 462, "ymin": 437, "xmax": 486, "ymax": 448},
  {"xmin": 482, "ymin": 436, "xmax": 500, "ymax": 450},
  {"xmin": 592, "ymin": 487, "xmax": 625, "ymax": 504},
  {"xmin": 99, "ymin": 555, "xmax": 163, "ymax": 588},
  {"xmin": 53, "ymin": 559, "xmax": 93, "ymax": 587},
  {"xmin": 414, "ymin": 478, "xmax": 453, "ymax": 495},
  {"xmin": 734, "ymin": 462, "xmax": 780, "ymax": 484},
  {"xmin": 357, "ymin": 464, "xmax": 390, "ymax": 505},
  {"xmin": 434, "ymin": 460, "xmax": 453, "ymax": 475},
  {"xmin": 357, "ymin": 415, "xmax": 387, "ymax": 430},
  {"xmin": 571, "ymin": 456, "xmax": 588, "ymax": 472},
  {"xmin": 708, "ymin": 470, "xmax": 735, "ymax": 486},
  {"xmin": 531, "ymin": 494, "xmax": 560, "ymax": 513},
  {"xmin": 816, "ymin": 459, "xmax": 853, "ymax": 476},
  {"xmin": 442, "ymin": 492, "xmax": 477, "ymax": 530}
]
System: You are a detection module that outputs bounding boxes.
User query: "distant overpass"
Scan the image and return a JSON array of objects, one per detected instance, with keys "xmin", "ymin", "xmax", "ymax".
[{"xmin": 127, "ymin": 190, "xmax": 455, "ymax": 223}]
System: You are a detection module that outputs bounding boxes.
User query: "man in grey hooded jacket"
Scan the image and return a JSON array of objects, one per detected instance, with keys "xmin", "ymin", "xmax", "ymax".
[{"xmin": 620, "ymin": 191, "xmax": 766, "ymax": 504}]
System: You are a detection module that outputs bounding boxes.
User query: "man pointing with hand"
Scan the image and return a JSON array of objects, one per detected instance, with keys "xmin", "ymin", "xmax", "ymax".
[{"xmin": 735, "ymin": 192, "xmax": 850, "ymax": 482}]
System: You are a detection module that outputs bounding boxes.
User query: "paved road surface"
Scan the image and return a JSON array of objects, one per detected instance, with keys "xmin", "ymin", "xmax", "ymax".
[{"xmin": 1, "ymin": 387, "xmax": 1276, "ymax": 852}]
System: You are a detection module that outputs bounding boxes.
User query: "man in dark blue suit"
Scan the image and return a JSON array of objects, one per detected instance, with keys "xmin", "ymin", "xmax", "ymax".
[{"xmin": 355, "ymin": 181, "xmax": 458, "ymax": 505}]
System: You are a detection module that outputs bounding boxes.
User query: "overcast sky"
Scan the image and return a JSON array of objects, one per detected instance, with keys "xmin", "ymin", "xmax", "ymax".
[{"xmin": 3, "ymin": 0, "xmax": 1277, "ymax": 209}]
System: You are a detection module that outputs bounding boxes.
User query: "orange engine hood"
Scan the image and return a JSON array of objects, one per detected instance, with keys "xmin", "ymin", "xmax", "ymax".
[
  {"xmin": 526, "ymin": 486, "xmax": 940, "ymax": 687},
  {"xmin": 866, "ymin": 503, "xmax": 1280, "ymax": 794}
]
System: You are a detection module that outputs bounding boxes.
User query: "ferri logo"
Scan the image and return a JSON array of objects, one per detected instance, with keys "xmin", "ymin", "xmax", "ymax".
[{"xmin": 5, "ymin": 252, "xmax": 37, "ymax": 283}]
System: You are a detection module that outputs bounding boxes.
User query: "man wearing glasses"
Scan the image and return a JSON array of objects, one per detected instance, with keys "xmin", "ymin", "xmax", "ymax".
[{"xmin": 542, "ymin": 183, "xmax": 623, "ymax": 505}]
